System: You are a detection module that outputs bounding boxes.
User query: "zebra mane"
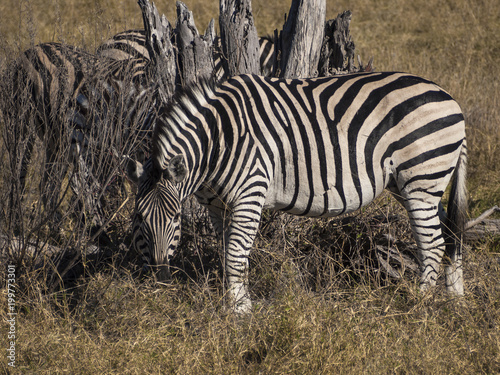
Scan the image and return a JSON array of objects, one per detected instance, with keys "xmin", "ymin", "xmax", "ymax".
[{"xmin": 152, "ymin": 75, "xmax": 218, "ymax": 170}]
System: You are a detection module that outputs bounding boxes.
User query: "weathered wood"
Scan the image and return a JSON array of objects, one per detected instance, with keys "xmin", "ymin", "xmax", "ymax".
[
  {"xmin": 318, "ymin": 10, "xmax": 356, "ymax": 76},
  {"xmin": 376, "ymin": 244, "xmax": 419, "ymax": 279},
  {"xmin": 465, "ymin": 206, "xmax": 500, "ymax": 230},
  {"xmin": 277, "ymin": 0, "xmax": 326, "ymax": 78},
  {"xmin": 465, "ymin": 219, "xmax": 500, "ymax": 242},
  {"xmin": 138, "ymin": 0, "xmax": 176, "ymax": 102},
  {"xmin": 0, "ymin": 235, "xmax": 99, "ymax": 259},
  {"xmin": 219, "ymin": 0, "xmax": 260, "ymax": 77},
  {"xmin": 463, "ymin": 206, "xmax": 500, "ymax": 241},
  {"xmin": 176, "ymin": 2, "xmax": 216, "ymax": 86}
]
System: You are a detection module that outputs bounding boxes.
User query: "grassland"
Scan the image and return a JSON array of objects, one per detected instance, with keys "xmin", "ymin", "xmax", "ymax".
[{"xmin": 1, "ymin": 0, "xmax": 500, "ymax": 373}]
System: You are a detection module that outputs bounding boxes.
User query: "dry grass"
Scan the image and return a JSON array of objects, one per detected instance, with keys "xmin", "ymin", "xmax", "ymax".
[
  {"xmin": 1, "ymin": 0, "xmax": 500, "ymax": 373},
  {"xmin": 1, "ymin": 248, "xmax": 500, "ymax": 374}
]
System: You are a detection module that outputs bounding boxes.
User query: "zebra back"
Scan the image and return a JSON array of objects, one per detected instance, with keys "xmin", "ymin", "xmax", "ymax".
[
  {"xmin": 97, "ymin": 29, "xmax": 150, "ymax": 61},
  {"xmin": 5, "ymin": 42, "xmax": 155, "ymax": 228},
  {"xmin": 98, "ymin": 29, "xmax": 276, "ymax": 77},
  {"xmin": 258, "ymin": 35, "xmax": 275, "ymax": 76},
  {"xmin": 11, "ymin": 43, "xmax": 99, "ymax": 133}
]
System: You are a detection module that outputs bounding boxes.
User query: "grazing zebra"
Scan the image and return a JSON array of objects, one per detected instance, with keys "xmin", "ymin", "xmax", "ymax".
[
  {"xmin": 97, "ymin": 29, "xmax": 150, "ymax": 61},
  {"xmin": 4, "ymin": 42, "xmax": 153, "ymax": 227},
  {"xmin": 126, "ymin": 72, "xmax": 467, "ymax": 312},
  {"xmin": 97, "ymin": 29, "xmax": 276, "ymax": 78}
]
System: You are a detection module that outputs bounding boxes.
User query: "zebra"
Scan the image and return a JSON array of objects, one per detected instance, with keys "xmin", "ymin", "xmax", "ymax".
[
  {"xmin": 257, "ymin": 36, "xmax": 275, "ymax": 77},
  {"xmin": 126, "ymin": 72, "xmax": 467, "ymax": 312},
  {"xmin": 3, "ymin": 42, "xmax": 154, "ymax": 229},
  {"xmin": 97, "ymin": 29, "xmax": 276, "ymax": 78},
  {"xmin": 97, "ymin": 29, "xmax": 151, "ymax": 61}
]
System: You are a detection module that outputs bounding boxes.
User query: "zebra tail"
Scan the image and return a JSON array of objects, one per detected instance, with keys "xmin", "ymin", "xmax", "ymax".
[{"xmin": 446, "ymin": 140, "xmax": 468, "ymax": 255}]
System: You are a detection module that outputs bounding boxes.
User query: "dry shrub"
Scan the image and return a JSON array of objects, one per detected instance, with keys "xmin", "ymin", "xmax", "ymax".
[
  {"xmin": 0, "ymin": 40, "xmax": 150, "ymax": 293},
  {"xmin": 2, "ymin": 243, "xmax": 498, "ymax": 374}
]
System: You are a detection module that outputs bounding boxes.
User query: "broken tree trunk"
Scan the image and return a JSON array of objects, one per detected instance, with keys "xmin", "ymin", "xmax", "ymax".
[
  {"xmin": 319, "ymin": 10, "xmax": 356, "ymax": 76},
  {"xmin": 176, "ymin": 2, "xmax": 216, "ymax": 86},
  {"xmin": 138, "ymin": 0, "xmax": 177, "ymax": 102},
  {"xmin": 277, "ymin": 0, "xmax": 326, "ymax": 79},
  {"xmin": 219, "ymin": 0, "xmax": 260, "ymax": 77}
]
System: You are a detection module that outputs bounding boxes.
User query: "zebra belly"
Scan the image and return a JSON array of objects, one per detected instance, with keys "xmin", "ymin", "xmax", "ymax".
[{"xmin": 264, "ymin": 171, "xmax": 385, "ymax": 217}]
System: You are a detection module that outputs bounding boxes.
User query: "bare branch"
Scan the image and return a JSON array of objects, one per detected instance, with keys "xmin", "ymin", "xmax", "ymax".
[{"xmin": 465, "ymin": 206, "xmax": 500, "ymax": 230}]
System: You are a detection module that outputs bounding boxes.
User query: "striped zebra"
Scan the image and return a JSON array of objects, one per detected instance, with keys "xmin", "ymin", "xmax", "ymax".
[
  {"xmin": 97, "ymin": 29, "xmax": 150, "ymax": 61},
  {"xmin": 126, "ymin": 72, "xmax": 467, "ymax": 312},
  {"xmin": 97, "ymin": 29, "xmax": 276, "ymax": 78},
  {"xmin": 4, "ymin": 42, "xmax": 153, "ymax": 227}
]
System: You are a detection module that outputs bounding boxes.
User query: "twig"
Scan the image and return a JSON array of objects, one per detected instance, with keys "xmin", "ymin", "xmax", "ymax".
[
  {"xmin": 465, "ymin": 205, "xmax": 500, "ymax": 230},
  {"xmin": 90, "ymin": 196, "xmax": 130, "ymax": 243}
]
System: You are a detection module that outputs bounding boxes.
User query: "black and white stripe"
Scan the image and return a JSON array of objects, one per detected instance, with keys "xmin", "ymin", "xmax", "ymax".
[
  {"xmin": 128, "ymin": 72, "xmax": 467, "ymax": 312},
  {"xmin": 5, "ymin": 42, "xmax": 154, "ymax": 226},
  {"xmin": 257, "ymin": 36, "xmax": 275, "ymax": 77},
  {"xmin": 97, "ymin": 29, "xmax": 151, "ymax": 61}
]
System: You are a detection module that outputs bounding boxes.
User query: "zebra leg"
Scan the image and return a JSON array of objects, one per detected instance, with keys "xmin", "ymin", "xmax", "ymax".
[
  {"xmin": 405, "ymin": 198, "xmax": 447, "ymax": 292},
  {"xmin": 444, "ymin": 148, "xmax": 467, "ymax": 296},
  {"xmin": 40, "ymin": 143, "xmax": 69, "ymax": 223},
  {"xmin": 209, "ymin": 202, "xmax": 264, "ymax": 313},
  {"xmin": 390, "ymin": 177, "xmax": 464, "ymax": 295},
  {"xmin": 9, "ymin": 128, "xmax": 35, "ymax": 229},
  {"xmin": 389, "ymin": 181, "xmax": 446, "ymax": 292},
  {"xmin": 444, "ymin": 236, "xmax": 463, "ymax": 295},
  {"xmin": 438, "ymin": 201, "xmax": 465, "ymax": 296},
  {"xmin": 69, "ymin": 152, "xmax": 105, "ymax": 228}
]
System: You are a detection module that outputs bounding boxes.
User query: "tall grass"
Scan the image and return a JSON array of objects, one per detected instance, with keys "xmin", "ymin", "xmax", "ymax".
[{"xmin": 1, "ymin": 0, "xmax": 499, "ymax": 373}]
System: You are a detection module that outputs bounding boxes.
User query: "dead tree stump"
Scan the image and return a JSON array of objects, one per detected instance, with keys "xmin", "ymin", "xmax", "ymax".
[
  {"xmin": 176, "ymin": 2, "xmax": 216, "ymax": 86},
  {"xmin": 138, "ymin": 0, "xmax": 176, "ymax": 102},
  {"xmin": 219, "ymin": 0, "xmax": 260, "ymax": 77},
  {"xmin": 277, "ymin": 0, "xmax": 326, "ymax": 78},
  {"xmin": 319, "ymin": 10, "xmax": 356, "ymax": 76}
]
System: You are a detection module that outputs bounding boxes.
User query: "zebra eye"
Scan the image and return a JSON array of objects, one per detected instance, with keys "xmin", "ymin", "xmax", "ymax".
[{"xmin": 173, "ymin": 213, "xmax": 181, "ymax": 223}]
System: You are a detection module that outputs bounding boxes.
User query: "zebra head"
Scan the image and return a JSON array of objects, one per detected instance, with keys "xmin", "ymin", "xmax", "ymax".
[{"xmin": 126, "ymin": 155, "xmax": 187, "ymax": 280}]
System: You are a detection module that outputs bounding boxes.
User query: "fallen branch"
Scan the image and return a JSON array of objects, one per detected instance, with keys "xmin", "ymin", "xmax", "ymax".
[
  {"xmin": 0, "ymin": 235, "xmax": 101, "ymax": 260},
  {"xmin": 464, "ymin": 206, "xmax": 500, "ymax": 242},
  {"xmin": 465, "ymin": 205, "xmax": 499, "ymax": 230},
  {"xmin": 0, "ymin": 235, "xmax": 63, "ymax": 258}
]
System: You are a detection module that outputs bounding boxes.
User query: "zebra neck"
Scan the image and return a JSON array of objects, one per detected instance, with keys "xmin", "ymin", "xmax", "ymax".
[{"xmin": 153, "ymin": 107, "xmax": 220, "ymax": 202}]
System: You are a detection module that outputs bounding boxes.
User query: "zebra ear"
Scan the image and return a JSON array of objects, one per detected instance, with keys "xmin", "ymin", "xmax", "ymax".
[
  {"xmin": 167, "ymin": 155, "xmax": 187, "ymax": 183},
  {"xmin": 125, "ymin": 156, "xmax": 144, "ymax": 185}
]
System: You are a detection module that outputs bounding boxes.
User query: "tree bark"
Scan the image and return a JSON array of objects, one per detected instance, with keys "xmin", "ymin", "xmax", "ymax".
[
  {"xmin": 176, "ymin": 2, "xmax": 216, "ymax": 86},
  {"xmin": 277, "ymin": 0, "xmax": 326, "ymax": 79},
  {"xmin": 219, "ymin": 0, "xmax": 260, "ymax": 77},
  {"xmin": 138, "ymin": 0, "xmax": 177, "ymax": 102},
  {"xmin": 318, "ymin": 10, "xmax": 357, "ymax": 76}
]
